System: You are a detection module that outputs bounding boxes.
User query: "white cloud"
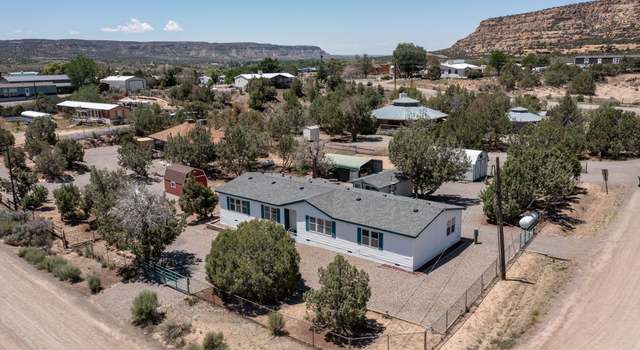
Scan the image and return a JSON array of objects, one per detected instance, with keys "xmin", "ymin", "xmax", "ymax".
[
  {"xmin": 101, "ymin": 18, "xmax": 154, "ymax": 33},
  {"xmin": 163, "ymin": 20, "xmax": 183, "ymax": 32},
  {"xmin": 69, "ymin": 30, "xmax": 81, "ymax": 35}
]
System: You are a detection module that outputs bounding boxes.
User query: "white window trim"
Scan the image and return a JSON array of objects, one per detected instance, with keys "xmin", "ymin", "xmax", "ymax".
[
  {"xmin": 170, "ymin": 181, "xmax": 176, "ymax": 189},
  {"xmin": 361, "ymin": 228, "xmax": 381, "ymax": 249},
  {"xmin": 308, "ymin": 216, "xmax": 333, "ymax": 236},
  {"xmin": 263, "ymin": 205, "xmax": 278, "ymax": 222},
  {"xmin": 446, "ymin": 217, "xmax": 456, "ymax": 236},
  {"xmin": 228, "ymin": 197, "xmax": 250, "ymax": 215}
]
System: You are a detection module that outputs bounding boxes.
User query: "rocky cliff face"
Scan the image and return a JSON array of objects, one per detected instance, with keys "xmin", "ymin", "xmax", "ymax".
[
  {"xmin": 0, "ymin": 39, "xmax": 328, "ymax": 63},
  {"xmin": 448, "ymin": 0, "xmax": 640, "ymax": 56}
]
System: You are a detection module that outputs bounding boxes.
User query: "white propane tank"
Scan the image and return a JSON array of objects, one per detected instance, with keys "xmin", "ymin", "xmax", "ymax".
[{"xmin": 519, "ymin": 212, "xmax": 539, "ymax": 230}]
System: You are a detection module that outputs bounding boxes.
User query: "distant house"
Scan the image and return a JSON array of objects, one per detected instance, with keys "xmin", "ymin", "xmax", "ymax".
[
  {"xmin": 371, "ymin": 93, "xmax": 447, "ymax": 128},
  {"xmin": 164, "ymin": 164, "xmax": 207, "ymax": 196},
  {"xmin": 463, "ymin": 150, "xmax": 489, "ymax": 182},
  {"xmin": 350, "ymin": 170, "xmax": 413, "ymax": 197},
  {"xmin": 198, "ymin": 75, "xmax": 212, "ymax": 86},
  {"xmin": 3, "ymin": 111, "xmax": 53, "ymax": 124},
  {"xmin": 56, "ymin": 101, "xmax": 129, "ymax": 123},
  {"xmin": 0, "ymin": 74, "xmax": 71, "ymax": 102},
  {"xmin": 216, "ymin": 172, "xmax": 463, "ymax": 271},
  {"xmin": 508, "ymin": 107, "xmax": 543, "ymax": 130},
  {"xmin": 574, "ymin": 54, "xmax": 640, "ymax": 66},
  {"xmin": 440, "ymin": 60, "xmax": 481, "ymax": 79},
  {"xmin": 148, "ymin": 120, "xmax": 224, "ymax": 151},
  {"xmin": 324, "ymin": 153, "xmax": 383, "ymax": 182},
  {"xmin": 233, "ymin": 72, "xmax": 295, "ymax": 90},
  {"xmin": 99, "ymin": 76, "xmax": 147, "ymax": 93}
]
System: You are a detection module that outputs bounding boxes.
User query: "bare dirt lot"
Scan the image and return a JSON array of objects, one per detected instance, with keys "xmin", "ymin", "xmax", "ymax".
[
  {"xmin": 0, "ymin": 243, "xmax": 161, "ymax": 350},
  {"xmin": 441, "ymin": 252, "xmax": 570, "ymax": 350},
  {"xmin": 440, "ymin": 158, "xmax": 640, "ymax": 350}
]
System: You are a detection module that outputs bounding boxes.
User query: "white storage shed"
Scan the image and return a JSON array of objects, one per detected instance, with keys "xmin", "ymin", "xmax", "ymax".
[{"xmin": 464, "ymin": 149, "xmax": 488, "ymax": 182}]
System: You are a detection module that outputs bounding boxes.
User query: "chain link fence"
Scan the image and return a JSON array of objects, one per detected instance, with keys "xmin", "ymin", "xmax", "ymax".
[{"xmin": 430, "ymin": 229, "xmax": 536, "ymax": 334}]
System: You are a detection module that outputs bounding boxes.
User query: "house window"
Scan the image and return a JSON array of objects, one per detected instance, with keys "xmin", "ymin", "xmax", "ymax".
[
  {"xmin": 446, "ymin": 217, "xmax": 456, "ymax": 236},
  {"xmin": 228, "ymin": 197, "xmax": 250, "ymax": 215},
  {"xmin": 170, "ymin": 181, "xmax": 176, "ymax": 189},
  {"xmin": 262, "ymin": 205, "xmax": 279, "ymax": 222},
  {"xmin": 361, "ymin": 229, "xmax": 381, "ymax": 249},
  {"xmin": 308, "ymin": 216, "xmax": 333, "ymax": 236}
]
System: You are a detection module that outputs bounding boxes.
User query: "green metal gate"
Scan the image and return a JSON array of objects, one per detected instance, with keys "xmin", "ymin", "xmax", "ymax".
[{"xmin": 142, "ymin": 262, "xmax": 191, "ymax": 294}]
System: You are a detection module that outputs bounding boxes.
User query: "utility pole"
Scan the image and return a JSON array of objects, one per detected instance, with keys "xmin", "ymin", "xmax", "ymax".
[
  {"xmin": 393, "ymin": 58, "xmax": 397, "ymax": 91},
  {"xmin": 3, "ymin": 145, "xmax": 18, "ymax": 211},
  {"xmin": 495, "ymin": 157, "xmax": 506, "ymax": 280}
]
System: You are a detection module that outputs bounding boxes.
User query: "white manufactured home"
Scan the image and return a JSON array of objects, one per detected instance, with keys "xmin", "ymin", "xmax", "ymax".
[
  {"xmin": 233, "ymin": 72, "xmax": 295, "ymax": 90},
  {"xmin": 440, "ymin": 60, "xmax": 481, "ymax": 79},
  {"xmin": 216, "ymin": 172, "xmax": 463, "ymax": 271}
]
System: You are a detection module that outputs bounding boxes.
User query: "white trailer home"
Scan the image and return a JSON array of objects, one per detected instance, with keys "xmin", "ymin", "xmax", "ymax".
[
  {"xmin": 233, "ymin": 72, "xmax": 295, "ymax": 90},
  {"xmin": 216, "ymin": 172, "xmax": 463, "ymax": 271}
]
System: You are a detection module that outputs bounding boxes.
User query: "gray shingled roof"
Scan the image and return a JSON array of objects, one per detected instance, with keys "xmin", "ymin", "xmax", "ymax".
[
  {"xmin": 216, "ymin": 172, "xmax": 461, "ymax": 238},
  {"xmin": 349, "ymin": 170, "xmax": 409, "ymax": 189}
]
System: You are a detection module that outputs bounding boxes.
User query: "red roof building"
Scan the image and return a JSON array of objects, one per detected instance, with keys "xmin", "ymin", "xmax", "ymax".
[{"xmin": 164, "ymin": 164, "xmax": 207, "ymax": 196}]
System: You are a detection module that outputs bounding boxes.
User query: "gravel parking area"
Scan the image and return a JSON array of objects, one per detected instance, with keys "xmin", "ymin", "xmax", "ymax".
[{"xmin": 157, "ymin": 173, "xmax": 518, "ymax": 328}]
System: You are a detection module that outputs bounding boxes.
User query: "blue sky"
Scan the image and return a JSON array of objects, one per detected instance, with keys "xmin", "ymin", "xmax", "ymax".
[{"xmin": 2, "ymin": 0, "xmax": 589, "ymax": 55}]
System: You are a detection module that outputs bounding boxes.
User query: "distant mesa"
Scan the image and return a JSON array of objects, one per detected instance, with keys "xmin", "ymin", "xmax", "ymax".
[
  {"xmin": 444, "ymin": 0, "xmax": 640, "ymax": 56},
  {"xmin": 0, "ymin": 39, "xmax": 329, "ymax": 63}
]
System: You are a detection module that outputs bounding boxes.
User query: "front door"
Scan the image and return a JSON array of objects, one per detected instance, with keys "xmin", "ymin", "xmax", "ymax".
[{"xmin": 284, "ymin": 209, "xmax": 297, "ymax": 233}]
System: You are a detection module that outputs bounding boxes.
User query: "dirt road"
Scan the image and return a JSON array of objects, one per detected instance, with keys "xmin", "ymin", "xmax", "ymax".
[
  {"xmin": 0, "ymin": 244, "xmax": 159, "ymax": 350},
  {"xmin": 521, "ymin": 189, "xmax": 640, "ymax": 350}
]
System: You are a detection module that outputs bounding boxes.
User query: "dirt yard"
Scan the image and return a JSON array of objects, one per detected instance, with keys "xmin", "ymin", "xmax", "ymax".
[
  {"xmin": 0, "ymin": 243, "xmax": 162, "ymax": 350},
  {"xmin": 152, "ymin": 297, "xmax": 309, "ymax": 349},
  {"xmin": 439, "ymin": 180, "xmax": 627, "ymax": 349},
  {"xmin": 441, "ymin": 252, "xmax": 570, "ymax": 350}
]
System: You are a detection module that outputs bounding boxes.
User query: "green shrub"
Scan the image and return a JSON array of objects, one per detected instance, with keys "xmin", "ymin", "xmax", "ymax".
[
  {"xmin": 184, "ymin": 344, "xmax": 201, "ymax": 350},
  {"xmin": 87, "ymin": 274, "xmax": 102, "ymax": 294},
  {"xmin": 268, "ymin": 311, "xmax": 286, "ymax": 336},
  {"xmin": 4, "ymin": 218, "xmax": 53, "ymax": 248},
  {"xmin": 205, "ymin": 220, "xmax": 300, "ymax": 303},
  {"xmin": 18, "ymin": 247, "xmax": 47, "ymax": 266},
  {"xmin": 21, "ymin": 185, "xmax": 49, "ymax": 210},
  {"xmin": 131, "ymin": 290, "xmax": 160, "ymax": 326},
  {"xmin": 0, "ymin": 210, "xmax": 29, "ymax": 237},
  {"xmin": 202, "ymin": 332, "xmax": 228, "ymax": 350},
  {"xmin": 53, "ymin": 263, "xmax": 82, "ymax": 283},
  {"xmin": 44, "ymin": 256, "xmax": 68, "ymax": 272},
  {"xmin": 163, "ymin": 321, "xmax": 191, "ymax": 346}
]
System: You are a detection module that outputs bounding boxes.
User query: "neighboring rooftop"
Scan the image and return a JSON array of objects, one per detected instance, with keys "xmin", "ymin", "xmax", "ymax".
[
  {"xmin": 57, "ymin": 101, "xmax": 121, "ymax": 111},
  {"xmin": 20, "ymin": 111, "xmax": 51, "ymax": 118},
  {"xmin": 349, "ymin": 170, "xmax": 409, "ymax": 190},
  {"xmin": 372, "ymin": 93, "xmax": 447, "ymax": 122},
  {"xmin": 441, "ymin": 63, "xmax": 481, "ymax": 70},
  {"xmin": 236, "ymin": 72, "xmax": 295, "ymax": 80},
  {"xmin": 508, "ymin": 107, "xmax": 543, "ymax": 123},
  {"xmin": 1, "ymin": 74, "xmax": 70, "ymax": 83},
  {"xmin": 216, "ymin": 172, "xmax": 462, "ymax": 237},
  {"xmin": 164, "ymin": 164, "xmax": 199, "ymax": 183},
  {"xmin": 100, "ymin": 75, "xmax": 141, "ymax": 82},
  {"xmin": 324, "ymin": 153, "xmax": 373, "ymax": 170}
]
